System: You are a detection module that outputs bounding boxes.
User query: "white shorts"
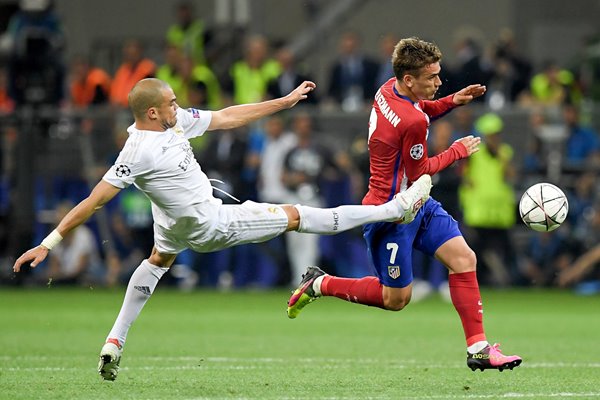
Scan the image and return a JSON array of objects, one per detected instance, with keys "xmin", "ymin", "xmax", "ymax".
[{"xmin": 153, "ymin": 200, "xmax": 289, "ymax": 255}]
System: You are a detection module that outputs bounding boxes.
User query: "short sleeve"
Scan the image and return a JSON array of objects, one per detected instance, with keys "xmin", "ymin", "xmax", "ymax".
[
  {"xmin": 102, "ymin": 136, "xmax": 153, "ymax": 189},
  {"xmin": 177, "ymin": 107, "xmax": 212, "ymax": 139}
]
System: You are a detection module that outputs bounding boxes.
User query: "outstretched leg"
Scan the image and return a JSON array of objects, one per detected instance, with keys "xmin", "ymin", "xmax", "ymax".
[
  {"xmin": 98, "ymin": 249, "xmax": 175, "ymax": 381},
  {"xmin": 287, "ymin": 267, "xmax": 388, "ymax": 318},
  {"xmin": 290, "ymin": 175, "xmax": 431, "ymax": 233}
]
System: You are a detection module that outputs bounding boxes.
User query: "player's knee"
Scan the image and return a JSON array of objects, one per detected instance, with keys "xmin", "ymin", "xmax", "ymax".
[
  {"xmin": 383, "ymin": 294, "xmax": 411, "ymax": 311},
  {"xmin": 454, "ymin": 248, "xmax": 477, "ymax": 272}
]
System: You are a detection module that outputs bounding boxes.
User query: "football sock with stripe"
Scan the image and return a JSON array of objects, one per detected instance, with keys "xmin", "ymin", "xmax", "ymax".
[
  {"xmin": 106, "ymin": 259, "xmax": 168, "ymax": 346},
  {"xmin": 449, "ymin": 271, "xmax": 487, "ymax": 348}
]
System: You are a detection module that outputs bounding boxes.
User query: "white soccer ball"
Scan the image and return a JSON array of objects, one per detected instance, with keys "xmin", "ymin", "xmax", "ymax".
[{"xmin": 519, "ymin": 183, "xmax": 569, "ymax": 232}]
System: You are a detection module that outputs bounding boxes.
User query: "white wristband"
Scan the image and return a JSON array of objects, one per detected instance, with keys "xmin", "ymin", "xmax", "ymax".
[{"xmin": 40, "ymin": 229, "xmax": 63, "ymax": 250}]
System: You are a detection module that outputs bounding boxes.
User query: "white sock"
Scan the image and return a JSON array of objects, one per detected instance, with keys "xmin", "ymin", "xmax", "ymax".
[
  {"xmin": 313, "ymin": 275, "xmax": 325, "ymax": 296},
  {"xmin": 467, "ymin": 341, "xmax": 489, "ymax": 354},
  {"xmin": 106, "ymin": 260, "xmax": 168, "ymax": 347},
  {"xmin": 295, "ymin": 202, "xmax": 399, "ymax": 234}
]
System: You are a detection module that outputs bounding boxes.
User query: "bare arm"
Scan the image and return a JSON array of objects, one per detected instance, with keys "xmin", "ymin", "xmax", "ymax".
[
  {"xmin": 208, "ymin": 81, "xmax": 316, "ymax": 131},
  {"xmin": 13, "ymin": 180, "xmax": 121, "ymax": 272}
]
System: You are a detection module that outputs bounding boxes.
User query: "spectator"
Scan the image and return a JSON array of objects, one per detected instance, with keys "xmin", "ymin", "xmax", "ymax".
[
  {"xmin": 267, "ymin": 48, "xmax": 317, "ymax": 104},
  {"xmin": 69, "ymin": 55, "xmax": 111, "ymax": 108},
  {"xmin": 156, "ymin": 46, "xmax": 221, "ymax": 110},
  {"xmin": 228, "ymin": 34, "xmax": 280, "ymax": 104},
  {"xmin": 521, "ymin": 230, "xmax": 574, "ymax": 287},
  {"xmin": 375, "ymin": 32, "xmax": 398, "ymax": 88},
  {"xmin": 252, "ymin": 115, "xmax": 297, "ymax": 204},
  {"xmin": 450, "ymin": 106, "xmax": 476, "ymax": 142},
  {"xmin": 575, "ymin": 33, "xmax": 600, "ymax": 102},
  {"xmin": 327, "ymin": 30, "xmax": 379, "ymax": 111},
  {"xmin": 105, "ymin": 211, "xmax": 145, "ymax": 287},
  {"xmin": 44, "ymin": 200, "xmax": 102, "ymax": 285},
  {"xmin": 185, "ymin": 55, "xmax": 222, "ymax": 110},
  {"xmin": 110, "ymin": 39, "xmax": 156, "ymax": 108},
  {"xmin": 281, "ymin": 112, "xmax": 339, "ymax": 285},
  {"xmin": 200, "ymin": 127, "xmax": 251, "ymax": 202},
  {"xmin": 5, "ymin": 0, "xmax": 65, "ymax": 106},
  {"xmin": 166, "ymin": 1, "xmax": 211, "ymax": 65},
  {"xmin": 522, "ymin": 109, "xmax": 547, "ymax": 179},
  {"xmin": 490, "ymin": 29, "xmax": 532, "ymax": 105},
  {"xmin": 557, "ymin": 200, "xmax": 600, "ymax": 291},
  {"xmin": 529, "ymin": 60, "xmax": 580, "ymax": 107},
  {"xmin": 0, "ymin": 68, "xmax": 15, "ymax": 113},
  {"xmin": 156, "ymin": 44, "xmax": 187, "ymax": 105},
  {"xmin": 247, "ymin": 115, "xmax": 297, "ymax": 286},
  {"xmin": 562, "ymin": 104, "xmax": 600, "ymax": 167},
  {"xmin": 567, "ymin": 172, "xmax": 598, "ymax": 231},
  {"xmin": 459, "ymin": 113, "xmax": 517, "ymax": 286},
  {"xmin": 347, "ymin": 135, "xmax": 370, "ymax": 200},
  {"xmin": 448, "ymin": 32, "xmax": 492, "ymax": 100}
]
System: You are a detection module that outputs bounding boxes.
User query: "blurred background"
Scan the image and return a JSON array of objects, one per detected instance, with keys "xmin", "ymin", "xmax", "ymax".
[{"xmin": 1, "ymin": 0, "xmax": 600, "ymax": 295}]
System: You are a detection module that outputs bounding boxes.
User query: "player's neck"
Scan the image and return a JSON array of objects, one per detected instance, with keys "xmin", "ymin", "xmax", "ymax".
[
  {"xmin": 134, "ymin": 119, "xmax": 167, "ymax": 132},
  {"xmin": 393, "ymin": 80, "xmax": 417, "ymax": 103}
]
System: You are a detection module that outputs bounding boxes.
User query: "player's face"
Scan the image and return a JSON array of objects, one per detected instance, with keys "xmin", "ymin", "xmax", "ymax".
[
  {"xmin": 409, "ymin": 62, "xmax": 442, "ymax": 100},
  {"xmin": 156, "ymin": 88, "xmax": 179, "ymax": 130}
]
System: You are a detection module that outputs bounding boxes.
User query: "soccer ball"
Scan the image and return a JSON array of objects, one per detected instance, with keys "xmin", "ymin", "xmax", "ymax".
[{"xmin": 519, "ymin": 183, "xmax": 569, "ymax": 232}]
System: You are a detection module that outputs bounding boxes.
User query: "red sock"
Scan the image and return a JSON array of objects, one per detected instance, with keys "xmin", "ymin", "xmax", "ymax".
[
  {"xmin": 321, "ymin": 276, "xmax": 384, "ymax": 308},
  {"xmin": 449, "ymin": 271, "xmax": 486, "ymax": 346}
]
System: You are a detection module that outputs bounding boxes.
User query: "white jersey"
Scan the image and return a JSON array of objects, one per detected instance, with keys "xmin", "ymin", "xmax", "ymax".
[{"xmin": 103, "ymin": 107, "xmax": 217, "ymax": 230}]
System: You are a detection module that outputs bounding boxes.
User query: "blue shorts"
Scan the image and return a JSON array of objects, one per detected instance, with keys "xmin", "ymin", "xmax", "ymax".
[{"xmin": 363, "ymin": 198, "xmax": 461, "ymax": 288}]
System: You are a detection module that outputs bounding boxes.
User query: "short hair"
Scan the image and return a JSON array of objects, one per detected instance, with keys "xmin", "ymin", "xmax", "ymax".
[
  {"xmin": 128, "ymin": 78, "xmax": 169, "ymax": 120},
  {"xmin": 392, "ymin": 37, "xmax": 442, "ymax": 79}
]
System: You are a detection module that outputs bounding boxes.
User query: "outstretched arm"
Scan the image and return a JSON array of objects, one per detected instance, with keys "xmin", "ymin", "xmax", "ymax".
[
  {"xmin": 453, "ymin": 84, "xmax": 487, "ymax": 105},
  {"xmin": 208, "ymin": 81, "xmax": 316, "ymax": 131},
  {"xmin": 13, "ymin": 180, "xmax": 121, "ymax": 272},
  {"xmin": 402, "ymin": 133, "xmax": 481, "ymax": 181}
]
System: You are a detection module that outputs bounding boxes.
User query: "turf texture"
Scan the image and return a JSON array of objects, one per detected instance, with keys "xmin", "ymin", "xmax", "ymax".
[{"xmin": 1, "ymin": 287, "xmax": 599, "ymax": 399}]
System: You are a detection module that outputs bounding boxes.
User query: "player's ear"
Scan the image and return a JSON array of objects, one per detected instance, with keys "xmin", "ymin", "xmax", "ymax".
[
  {"xmin": 403, "ymin": 74, "xmax": 413, "ymax": 88},
  {"xmin": 147, "ymin": 107, "xmax": 158, "ymax": 120}
]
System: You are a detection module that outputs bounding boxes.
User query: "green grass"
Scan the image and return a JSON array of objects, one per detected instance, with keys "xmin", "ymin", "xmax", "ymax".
[{"xmin": 1, "ymin": 287, "xmax": 599, "ymax": 399}]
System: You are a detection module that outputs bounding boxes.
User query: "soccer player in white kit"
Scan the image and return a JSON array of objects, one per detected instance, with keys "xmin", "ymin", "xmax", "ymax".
[{"xmin": 12, "ymin": 78, "xmax": 432, "ymax": 381}]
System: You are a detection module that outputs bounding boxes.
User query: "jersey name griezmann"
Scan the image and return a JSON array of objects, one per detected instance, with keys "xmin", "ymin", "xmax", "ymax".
[{"xmin": 375, "ymin": 89, "xmax": 401, "ymax": 127}]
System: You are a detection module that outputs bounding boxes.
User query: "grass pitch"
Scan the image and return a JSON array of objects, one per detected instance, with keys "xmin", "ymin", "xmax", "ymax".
[{"xmin": 1, "ymin": 286, "xmax": 599, "ymax": 399}]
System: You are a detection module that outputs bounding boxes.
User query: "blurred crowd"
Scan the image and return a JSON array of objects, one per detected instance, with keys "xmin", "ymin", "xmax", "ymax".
[{"xmin": 1, "ymin": 0, "xmax": 600, "ymax": 295}]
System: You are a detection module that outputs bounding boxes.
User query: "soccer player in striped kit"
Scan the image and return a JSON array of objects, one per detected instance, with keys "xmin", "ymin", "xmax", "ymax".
[
  {"xmin": 13, "ymin": 78, "xmax": 432, "ymax": 380},
  {"xmin": 287, "ymin": 37, "xmax": 521, "ymax": 372}
]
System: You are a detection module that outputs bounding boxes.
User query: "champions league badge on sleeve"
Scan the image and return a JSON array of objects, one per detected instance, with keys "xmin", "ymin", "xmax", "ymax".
[
  {"xmin": 410, "ymin": 144, "xmax": 424, "ymax": 160},
  {"xmin": 115, "ymin": 164, "xmax": 131, "ymax": 177}
]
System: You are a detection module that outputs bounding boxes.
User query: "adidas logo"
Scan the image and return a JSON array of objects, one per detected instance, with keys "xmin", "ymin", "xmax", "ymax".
[{"xmin": 134, "ymin": 285, "xmax": 151, "ymax": 295}]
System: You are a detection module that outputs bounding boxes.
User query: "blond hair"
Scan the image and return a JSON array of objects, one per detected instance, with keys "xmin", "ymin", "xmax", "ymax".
[{"xmin": 392, "ymin": 37, "xmax": 442, "ymax": 79}]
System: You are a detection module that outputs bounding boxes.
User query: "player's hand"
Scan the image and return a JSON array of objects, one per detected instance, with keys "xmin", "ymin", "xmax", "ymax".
[
  {"xmin": 453, "ymin": 84, "xmax": 486, "ymax": 105},
  {"xmin": 13, "ymin": 246, "xmax": 49, "ymax": 273},
  {"xmin": 284, "ymin": 81, "xmax": 316, "ymax": 108},
  {"xmin": 455, "ymin": 135, "xmax": 481, "ymax": 156}
]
